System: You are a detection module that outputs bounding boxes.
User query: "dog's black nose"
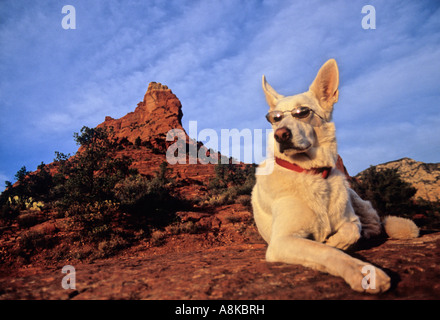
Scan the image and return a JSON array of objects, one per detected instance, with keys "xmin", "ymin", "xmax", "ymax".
[{"xmin": 274, "ymin": 127, "xmax": 292, "ymax": 143}]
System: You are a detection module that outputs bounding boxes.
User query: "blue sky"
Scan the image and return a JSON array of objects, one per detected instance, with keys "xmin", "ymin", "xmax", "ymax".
[{"xmin": 1, "ymin": 0, "xmax": 440, "ymax": 189}]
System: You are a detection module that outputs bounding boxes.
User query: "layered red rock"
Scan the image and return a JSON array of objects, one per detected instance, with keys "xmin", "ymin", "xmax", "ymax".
[{"xmin": 98, "ymin": 82, "xmax": 185, "ymax": 151}]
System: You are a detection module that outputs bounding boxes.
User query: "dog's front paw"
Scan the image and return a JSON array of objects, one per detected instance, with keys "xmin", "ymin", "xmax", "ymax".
[
  {"xmin": 325, "ymin": 222, "xmax": 360, "ymax": 250},
  {"xmin": 343, "ymin": 259, "xmax": 391, "ymax": 294}
]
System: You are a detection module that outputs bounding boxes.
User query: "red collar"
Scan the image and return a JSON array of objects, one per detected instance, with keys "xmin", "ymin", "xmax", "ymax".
[{"xmin": 275, "ymin": 157, "xmax": 332, "ymax": 179}]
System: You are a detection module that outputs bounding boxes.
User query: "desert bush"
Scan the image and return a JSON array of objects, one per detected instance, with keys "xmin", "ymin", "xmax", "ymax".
[
  {"xmin": 150, "ymin": 229, "xmax": 167, "ymax": 246},
  {"xmin": 0, "ymin": 202, "xmax": 19, "ymax": 220},
  {"xmin": 205, "ymin": 163, "xmax": 256, "ymax": 206},
  {"xmin": 114, "ymin": 175, "xmax": 152, "ymax": 207},
  {"xmin": 114, "ymin": 163, "xmax": 172, "ymax": 210},
  {"xmin": 96, "ymin": 234, "xmax": 130, "ymax": 258},
  {"xmin": 226, "ymin": 214, "xmax": 243, "ymax": 224},
  {"xmin": 66, "ymin": 200, "xmax": 119, "ymax": 242},
  {"xmin": 8, "ymin": 196, "xmax": 44, "ymax": 211},
  {"xmin": 236, "ymin": 194, "xmax": 252, "ymax": 207},
  {"xmin": 0, "ymin": 165, "xmax": 50, "ymax": 220},
  {"xmin": 412, "ymin": 198, "xmax": 440, "ymax": 230},
  {"xmin": 150, "ymin": 220, "xmax": 206, "ymax": 247},
  {"xmin": 18, "ymin": 230, "xmax": 54, "ymax": 252},
  {"xmin": 16, "ymin": 211, "xmax": 42, "ymax": 228},
  {"xmin": 168, "ymin": 221, "xmax": 205, "ymax": 235},
  {"xmin": 352, "ymin": 166, "xmax": 417, "ymax": 218},
  {"xmin": 114, "ymin": 161, "xmax": 182, "ymax": 229}
]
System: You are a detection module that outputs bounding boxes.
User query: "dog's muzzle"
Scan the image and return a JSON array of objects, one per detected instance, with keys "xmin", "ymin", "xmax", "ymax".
[{"xmin": 275, "ymin": 127, "xmax": 311, "ymax": 153}]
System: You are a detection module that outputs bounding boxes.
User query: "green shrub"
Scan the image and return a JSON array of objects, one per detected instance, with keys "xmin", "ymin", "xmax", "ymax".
[
  {"xmin": 114, "ymin": 175, "xmax": 152, "ymax": 207},
  {"xmin": 168, "ymin": 221, "xmax": 205, "ymax": 235},
  {"xmin": 114, "ymin": 164, "xmax": 172, "ymax": 212},
  {"xmin": 205, "ymin": 163, "xmax": 256, "ymax": 206},
  {"xmin": 353, "ymin": 166, "xmax": 417, "ymax": 218},
  {"xmin": 114, "ymin": 162, "xmax": 181, "ymax": 229},
  {"xmin": 96, "ymin": 234, "xmax": 129, "ymax": 258},
  {"xmin": 66, "ymin": 200, "xmax": 119, "ymax": 242}
]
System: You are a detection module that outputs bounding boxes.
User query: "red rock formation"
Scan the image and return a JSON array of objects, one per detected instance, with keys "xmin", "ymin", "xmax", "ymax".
[
  {"xmin": 95, "ymin": 82, "xmax": 224, "ymax": 191},
  {"xmin": 98, "ymin": 82, "xmax": 185, "ymax": 151}
]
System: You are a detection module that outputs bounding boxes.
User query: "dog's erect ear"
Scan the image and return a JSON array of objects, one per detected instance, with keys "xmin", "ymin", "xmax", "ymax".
[
  {"xmin": 309, "ymin": 59, "xmax": 339, "ymax": 111},
  {"xmin": 262, "ymin": 75, "xmax": 284, "ymax": 110}
]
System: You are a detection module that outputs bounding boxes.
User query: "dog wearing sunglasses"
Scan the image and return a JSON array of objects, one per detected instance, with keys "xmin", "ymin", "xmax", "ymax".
[{"xmin": 252, "ymin": 59, "xmax": 419, "ymax": 293}]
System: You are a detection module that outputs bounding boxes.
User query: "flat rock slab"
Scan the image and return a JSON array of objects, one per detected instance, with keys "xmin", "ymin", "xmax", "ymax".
[{"xmin": 1, "ymin": 233, "xmax": 439, "ymax": 300}]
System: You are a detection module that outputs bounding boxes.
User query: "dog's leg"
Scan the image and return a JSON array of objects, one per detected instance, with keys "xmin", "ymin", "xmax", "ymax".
[
  {"xmin": 267, "ymin": 198, "xmax": 390, "ymax": 293},
  {"xmin": 267, "ymin": 235, "xmax": 390, "ymax": 293},
  {"xmin": 349, "ymin": 189, "xmax": 382, "ymax": 238},
  {"xmin": 325, "ymin": 221, "xmax": 361, "ymax": 250}
]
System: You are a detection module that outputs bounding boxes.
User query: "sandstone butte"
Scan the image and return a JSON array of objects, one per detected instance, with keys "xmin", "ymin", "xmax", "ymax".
[
  {"xmin": 98, "ymin": 82, "xmax": 185, "ymax": 149},
  {"xmin": 95, "ymin": 81, "xmax": 226, "ymax": 198},
  {"xmin": 0, "ymin": 82, "xmax": 439, "ymax": 301}
]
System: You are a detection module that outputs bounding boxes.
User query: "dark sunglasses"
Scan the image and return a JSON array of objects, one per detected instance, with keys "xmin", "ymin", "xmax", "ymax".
[{"xmin": 266, "ymin": 106, "xmax": 325, "ymax": 127}]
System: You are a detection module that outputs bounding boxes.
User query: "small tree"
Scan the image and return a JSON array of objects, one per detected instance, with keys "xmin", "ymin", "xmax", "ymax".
[
  {"xmin": 15, "ymin": 166, "xmax": 30, "ymax": 182},
  {"xmin": 154, "ymin": 161, "xmax": 169, "ymax": 183},
  {"xmin": 27, "ymin": 162, "xmax": 53, "ymax": 201},
  {"xmin": 55, "ymin": 126, "xmax": 132, "ymax": 206}
]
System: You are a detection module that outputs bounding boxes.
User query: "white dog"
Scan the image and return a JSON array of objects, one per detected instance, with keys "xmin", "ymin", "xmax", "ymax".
[{"xmin": 252, "ymin": 59, "xmax": 419, "ymax": 293}]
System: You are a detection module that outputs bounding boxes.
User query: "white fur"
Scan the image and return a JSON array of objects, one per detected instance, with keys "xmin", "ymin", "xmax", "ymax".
[
  {"xmin": 383, "ymin": 216, "xmax": 419, "ymax": 239},
  {"xmin": 252, "ymin": 59, "xmax": 394, "ymax": 293}
]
